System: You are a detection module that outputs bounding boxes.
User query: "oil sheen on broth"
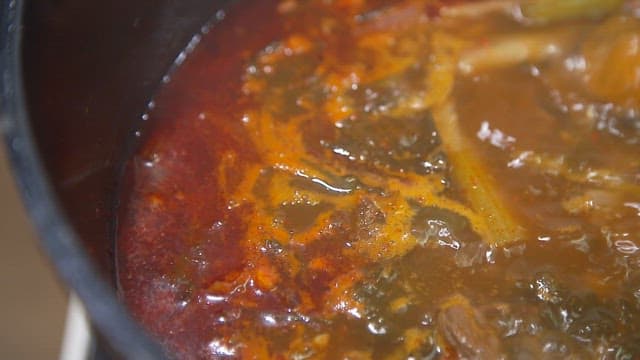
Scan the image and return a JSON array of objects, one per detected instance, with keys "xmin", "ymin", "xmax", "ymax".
[{"xmin": 117, "ymin": 0, "xmax": 640, "ymax": 358}]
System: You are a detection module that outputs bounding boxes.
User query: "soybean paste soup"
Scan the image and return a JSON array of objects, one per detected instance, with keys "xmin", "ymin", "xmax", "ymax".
[{"xmin": 117, "ymin": 0, "xmax": 640, "ymax": 358}]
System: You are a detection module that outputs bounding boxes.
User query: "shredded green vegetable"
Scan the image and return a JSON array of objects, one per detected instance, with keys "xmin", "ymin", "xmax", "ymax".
[{"xmin": 520, "ymin": 0, "xmax": 624, "ymax": 23}]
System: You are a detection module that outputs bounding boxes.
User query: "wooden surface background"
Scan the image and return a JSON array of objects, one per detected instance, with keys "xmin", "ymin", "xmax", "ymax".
[{"xmin": 0, "ymin": 143, "xmax": 67, "ymax": 358}]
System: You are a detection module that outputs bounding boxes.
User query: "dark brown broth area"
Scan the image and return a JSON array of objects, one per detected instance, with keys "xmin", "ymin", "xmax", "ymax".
[{"xmin": 117, "ymin": 1, "xmax": 640, "ymax": 358}]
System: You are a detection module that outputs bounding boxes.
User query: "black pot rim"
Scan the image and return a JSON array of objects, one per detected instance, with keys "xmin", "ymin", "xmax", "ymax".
[{"xmin": 0, "ymin": 1, "xmax": 166, "ymax": 358}]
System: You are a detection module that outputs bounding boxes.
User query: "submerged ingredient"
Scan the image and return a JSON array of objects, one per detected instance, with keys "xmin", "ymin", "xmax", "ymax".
[{"xmin": 118, "ymin": 0, "xmax": 640, "ymax": 358}]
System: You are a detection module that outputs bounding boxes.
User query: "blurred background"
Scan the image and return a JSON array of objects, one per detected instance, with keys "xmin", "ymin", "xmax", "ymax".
[{"xmin": 0, "ymin": 143, "xmax": 67, "ymax": 358}]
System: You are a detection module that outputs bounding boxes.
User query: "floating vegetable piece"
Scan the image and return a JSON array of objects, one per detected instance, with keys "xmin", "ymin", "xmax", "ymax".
[
  {"xmin": 519, "ymin": 0, "xmax": 624, "ymax": 23},
  {"xmin": 509, "ymin": 150, "xmax": 640, "ymax": 194},
  {"xmin": 459, "ymin": 27, "xmax": 583, "ymax": 74},
  {"xmin": 582, "ymin": 15, "xmax": 640, "ymax": 108},
  {"xmin": 441, "ymin": 0, "xmax": 623, "ymax": 23},
  {"xmin": 433, "ymin": 102, "xmax": 525, "ymax": 245},
  {"xmin": 422, "ymin": 31, "xmax": 525, "ymax": 245},
  {"xmin": 440, "ymin": 0, "xmax": 516, "ymax": 19},
  {"xmin": 437, "ymin": 294, "xmax": 503, "ymax": 359}
]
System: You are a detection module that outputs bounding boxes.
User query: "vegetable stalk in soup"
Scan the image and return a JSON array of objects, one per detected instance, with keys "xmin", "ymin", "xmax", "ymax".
[{"xmin": 117, "ymin": 0, "xmax": 640, "ymax": 358}]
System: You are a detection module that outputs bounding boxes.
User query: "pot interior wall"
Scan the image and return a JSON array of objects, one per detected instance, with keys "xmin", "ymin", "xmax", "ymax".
[{"xmin": 22, "ymin": 0, "xmax": 225, "ymax": 280}]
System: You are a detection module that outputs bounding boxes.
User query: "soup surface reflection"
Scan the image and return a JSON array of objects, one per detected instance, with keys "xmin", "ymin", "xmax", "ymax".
[{"xmin": 117, "ymin": 0, "xmax": 640, "ymax": 358}]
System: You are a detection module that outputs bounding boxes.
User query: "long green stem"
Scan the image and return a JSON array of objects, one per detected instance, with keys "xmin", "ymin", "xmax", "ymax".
[{"xmin": 433, "ymin": 101, "xmax": 525, "ymax": 246}]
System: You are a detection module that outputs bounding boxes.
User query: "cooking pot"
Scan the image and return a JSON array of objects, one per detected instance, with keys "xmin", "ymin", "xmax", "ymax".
[{"xmin": 0, "ymin": 0, "xmax": 231, "ymax": 357}]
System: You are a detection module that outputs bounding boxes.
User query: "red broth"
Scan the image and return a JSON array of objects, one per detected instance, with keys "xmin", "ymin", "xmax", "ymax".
[{"xmin": 117, "ymin": 0, "xmax": 640, "ymax": 358}]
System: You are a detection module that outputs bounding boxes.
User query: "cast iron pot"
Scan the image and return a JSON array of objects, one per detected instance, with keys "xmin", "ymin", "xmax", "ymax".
[{"xmin": 0, "ymin": 0, "xmax": 231, "ymax": 357}]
